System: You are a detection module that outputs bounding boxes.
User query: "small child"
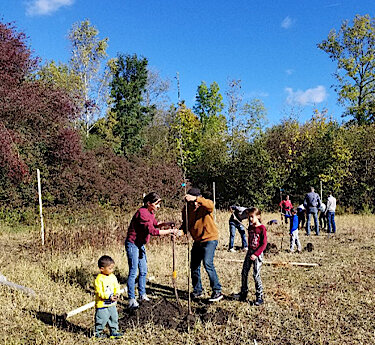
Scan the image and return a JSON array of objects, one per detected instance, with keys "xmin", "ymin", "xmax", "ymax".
[
  {"xmin": 283, "ymin": 209, "xmax": 302, "ymax": 253},
  {"xmin": 94, "ymin": 255, "xmax": 123, "ymax": 339},
  {"xmin": 235, "ymin": 207, "xmax": 267, "ymax": 306}
]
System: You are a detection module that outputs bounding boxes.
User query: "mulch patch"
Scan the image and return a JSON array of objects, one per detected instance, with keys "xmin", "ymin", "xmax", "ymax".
[{"xmin": 118, "ymin": 298, "xmax": 233, "ymax": 332}]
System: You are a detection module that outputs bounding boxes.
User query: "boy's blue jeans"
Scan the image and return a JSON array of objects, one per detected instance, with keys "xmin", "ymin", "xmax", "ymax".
[
  {"xmin": 191, "ymin": 240, "xmax": 221, "ymax": 294},
  {"xmin": 306, "ymin": 211, "xmax": 319, "ymax": 235},
  {"xmin": 95, "ymin": 305, "xmax": 118, "ymax": 336},
  {"xmin": 241, "ymin": 251, "xmax": 263, "ymax": 298},
  {"xmin": 229, "ymin": 221, "xmax": 248, "ymax": 249},
  {"xmin": 327, "ymin": 211, "xmax": 336, "ymax": 233},
  {"xmin": 125, "ymin": 240, "xmax": 147, "ymax": 299}
]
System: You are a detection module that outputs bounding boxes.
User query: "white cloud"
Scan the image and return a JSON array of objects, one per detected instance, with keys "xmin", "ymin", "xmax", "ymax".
[
  {"xmin": 246, "ymin": 91, "xmax": 269, "ymax": 98},
  {"xmin": 285, "ymin": 86, "xmax": 327, "ymax": 106},
  {"xmin": 26, "ymin": 0, "xmax": 74, "ymax": 16},
  {"xmin": 285, "ymin": 69, "xmax": 294, "ymax": 75},
  {"xmin": 281, "ymin": 16, "xmax": 294, "ymax": 29}
]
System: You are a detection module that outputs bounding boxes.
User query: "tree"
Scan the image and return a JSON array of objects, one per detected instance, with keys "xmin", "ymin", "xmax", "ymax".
[
  {"xmin": 193, "ymin": 81, "xmax": 225, "ymax": 130},
  {"xmin": 318, "ymin": 14, "xmax": 375, "ymax": 124},
  {"xmin": 37, "ymin": 60, "xmax": 82, "ymax": 99},
  {"xmin": 110, "ymin": 53, "xmax": 155, "ymax": 156},
  {"xmin": 68, "ymin": 19, "xmax": 109, "ymax": 136}
]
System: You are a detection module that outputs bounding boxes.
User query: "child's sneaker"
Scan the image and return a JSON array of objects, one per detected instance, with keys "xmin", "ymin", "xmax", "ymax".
[
  {"xmin": 128, "ymin": 298, "xmax": 139, "ymax": 309},
  {"xmin": 254, "ymin": 297, "xmax": 264, "ymax": 306},
  {"xmin": 94, "ymin": 333, "xmax": 107, "ymax": 339},
  {"xmin": 109, "ymin": 331, "xmax": 123, "ymax": 339},
  {"xmin": 140, "ymin": 294, "xmax": 150, "ymax": 302}
]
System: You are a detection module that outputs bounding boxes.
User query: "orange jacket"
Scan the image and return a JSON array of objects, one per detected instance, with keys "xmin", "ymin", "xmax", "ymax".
[{"xmin": 181, "ymin": 197, "xmax": 218, "ymax": 242}]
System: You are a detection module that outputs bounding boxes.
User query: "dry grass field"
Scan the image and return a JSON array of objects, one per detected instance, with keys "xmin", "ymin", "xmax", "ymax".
[{"xmin": 1, "ymin": 209, "xmax": 374, "ymax": 345}]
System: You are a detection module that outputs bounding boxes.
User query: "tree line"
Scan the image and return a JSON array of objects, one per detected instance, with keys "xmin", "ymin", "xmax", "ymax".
[{"xmin": 0, "ymin": 15, "xmax": 375, "ymax": 216}]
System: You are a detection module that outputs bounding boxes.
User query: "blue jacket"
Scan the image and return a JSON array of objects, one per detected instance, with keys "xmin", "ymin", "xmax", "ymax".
[{"xmin": 284, "ymin": 214, "xmax": 299, "ymax": 234}]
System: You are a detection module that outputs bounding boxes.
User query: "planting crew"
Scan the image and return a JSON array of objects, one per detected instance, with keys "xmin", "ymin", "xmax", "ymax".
[
  {"xmin": 94, "ymin": 255, "xmax": 123, "ymax": 339},
  {"xmin": 181, "ymin": 188, "xmax": 223, "ymax": 302},
  {"xmin": 282, "ymin": 209, "xmax": 302, "ymax": 252},
  {"xmin": 234, "ymin": 207, "xmax": 267, "ymax": 306},
  {"xmin": 326, "ymin": 191, "xmax": 337, "ymax": 234},
  {"xmin": 228, "ymin": 205, "xmax": 249, "ymax": 252},
  {"xmin": 125, "ymin": 192, "xmax": 179, "ymax": 309},
  {"xmin": 304, "ymin": 187, "xmax": 321, "ymax": 235}
]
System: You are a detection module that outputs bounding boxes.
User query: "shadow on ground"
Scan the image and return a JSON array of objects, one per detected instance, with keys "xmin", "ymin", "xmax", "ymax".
[{"xmin": 33, "ymin": 310, "xmax": 91, "ymax": 337}]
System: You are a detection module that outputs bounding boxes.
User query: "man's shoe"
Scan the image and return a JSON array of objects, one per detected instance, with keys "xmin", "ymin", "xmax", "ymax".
[
  {"xmin": 140, "ymin": 294, "xmax": 150, "ymax": 302},
  {"xmin": 191, "ymin": 291, "xmax": 203, "ymax": 299},
  {"xmin": 254, "ymin": 298, "xmax": 264, "ymax": 306},
  {"xmin": 128, "ymin": 298, "xmax": 139, "ymax": 309},
  {"xmin": 233, "ymin": 292, "xmax": 247, "ymax": 301},
  {"xmin": 209, "ymin": 292, "xmax": 223, "ymax": 302},
  {"xmin": 228, "ymin": 248, "xmax": 236, "ymax": 253},
  {"xmin": 109, "ymin": 332, "xmax": 123, "ymax": 339}
]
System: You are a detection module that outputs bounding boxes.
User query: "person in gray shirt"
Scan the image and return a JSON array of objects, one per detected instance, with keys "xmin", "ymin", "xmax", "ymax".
[{"xmin": 303, "ymin": 187, "xmax": 321, "ymax": 236}]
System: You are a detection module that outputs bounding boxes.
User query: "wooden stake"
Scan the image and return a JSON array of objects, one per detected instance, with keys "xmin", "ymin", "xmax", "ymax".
[
  {"xmin": 37, "ymin": 169, "xmax": 44, "ymax": 246},
  {"xmin": 213, "ymin": 181, "xmax": 216, "ymax": 222},
  {"xmin": 172, "ymin": 235, "xmax": 180, "ymax": 305}
]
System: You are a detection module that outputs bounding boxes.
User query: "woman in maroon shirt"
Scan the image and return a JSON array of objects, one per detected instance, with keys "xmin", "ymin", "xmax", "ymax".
[{"xmin": 125, "ymin": 192, "xmax": 178, "ymax": 309}]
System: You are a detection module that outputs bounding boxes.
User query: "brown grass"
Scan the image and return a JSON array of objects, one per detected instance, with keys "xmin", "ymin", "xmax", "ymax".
[{"xmin": 0, "ymin": 210, "xmax": 374, "ymax": 344}]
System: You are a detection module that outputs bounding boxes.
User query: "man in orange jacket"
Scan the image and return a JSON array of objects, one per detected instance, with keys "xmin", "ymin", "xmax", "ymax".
[{"xmin": 181, "ymin": 187, "xmax": 223, "ymax": 302}]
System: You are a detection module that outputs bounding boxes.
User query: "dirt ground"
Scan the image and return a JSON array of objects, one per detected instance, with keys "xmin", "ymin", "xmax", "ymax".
[{"xmin": 118, "ymin": 297, "xmax": 233, "ymax": 333}]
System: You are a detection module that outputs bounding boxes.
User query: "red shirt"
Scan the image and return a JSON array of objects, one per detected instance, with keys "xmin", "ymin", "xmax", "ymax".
[
  {"xmin": 126, "ymin": 207, "xmax": 160, "ymax": 247},
  {"xmin": 279, "ymin": 199, "xmax": 292, "ymax": 211},
  {"xmin": 248, "ymin": 224, "xmax": 267, "ymax": 257}
]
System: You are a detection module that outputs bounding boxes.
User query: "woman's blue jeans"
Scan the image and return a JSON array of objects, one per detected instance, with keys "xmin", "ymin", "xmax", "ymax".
[
  {"xmin": 191, "ymin": 240, "xmax": 221, "ymax": 294},
  {"xmin": 125, "ymin": 240, "xmax": 147, "ymax": 299}
]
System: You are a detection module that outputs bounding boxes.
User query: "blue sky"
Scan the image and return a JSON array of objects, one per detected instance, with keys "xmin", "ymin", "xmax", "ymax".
[{"xmin": 1, "ymin": 0, "xmax": 374, "ymax": 124}]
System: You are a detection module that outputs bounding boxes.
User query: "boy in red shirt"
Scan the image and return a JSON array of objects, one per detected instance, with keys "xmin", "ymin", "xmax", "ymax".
[{"xmin": 234, "ymin": 207, "xmax": 267, "ymax": 306}]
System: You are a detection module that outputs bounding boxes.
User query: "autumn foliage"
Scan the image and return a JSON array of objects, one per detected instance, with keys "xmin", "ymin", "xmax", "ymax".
[{"xmin": 0, "ymin": 21, "xmax": 183, "ymax": 210}]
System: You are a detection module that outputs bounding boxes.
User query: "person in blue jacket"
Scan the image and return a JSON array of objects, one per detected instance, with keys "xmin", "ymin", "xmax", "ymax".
[{"xmin": 282, "ymin": 209, "xmax": 302, "ymax": 252}]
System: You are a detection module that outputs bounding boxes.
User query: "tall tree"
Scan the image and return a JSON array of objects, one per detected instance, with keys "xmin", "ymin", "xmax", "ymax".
[
  {"xmin": 318, "ymin": 14, "xmax": 375, "ymax": 124},
  {"xmin": 69, "ymin": 19, "xmax": 109, "ymax": 136},
  {"xmin": 110, "ymin": 53, "xmax": 155, "ymax": 156},
  {"xmin": 193, "ymin": 81, "xmax": 225, "ymax": 130}
]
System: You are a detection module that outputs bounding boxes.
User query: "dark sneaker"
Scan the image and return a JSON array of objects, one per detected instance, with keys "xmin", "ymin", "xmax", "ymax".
[
  {"xmin": 110, "ymin": 332, "xmax": 123, "ymax": 339},
  {"xmin": 191, "ymin": 291, "xmax": 203, "ymax": 299},
  {"xmin": 233, "ymin": 292, "xmax": 247, "ymax": 302},
  {"xmin": 209, "ymin": 292, "xmax": 223, "ymax": 302},
  {"xmin": 254, "ymin": 298, "xmax": 264, "ymax": 306}
]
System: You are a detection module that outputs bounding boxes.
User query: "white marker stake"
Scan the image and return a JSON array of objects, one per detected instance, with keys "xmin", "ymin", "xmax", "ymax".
[{"xmin": 37, "ymin": 169, "xmax": 44, "ymax": 246}]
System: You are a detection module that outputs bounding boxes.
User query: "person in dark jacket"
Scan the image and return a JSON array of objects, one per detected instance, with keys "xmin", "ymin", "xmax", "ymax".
[
  {"xmin": 228, "ymin": 205, "xmax": 249, "ymax": 252},
  {"xmin": 303, "ymin": 187, "xmax": 321, "ymax": 236}
]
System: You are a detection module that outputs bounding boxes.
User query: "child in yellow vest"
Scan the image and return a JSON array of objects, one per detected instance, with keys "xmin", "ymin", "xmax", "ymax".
[{"xmin": 94, "ymin": 255, "xmax": 123, "ymax": 339}]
